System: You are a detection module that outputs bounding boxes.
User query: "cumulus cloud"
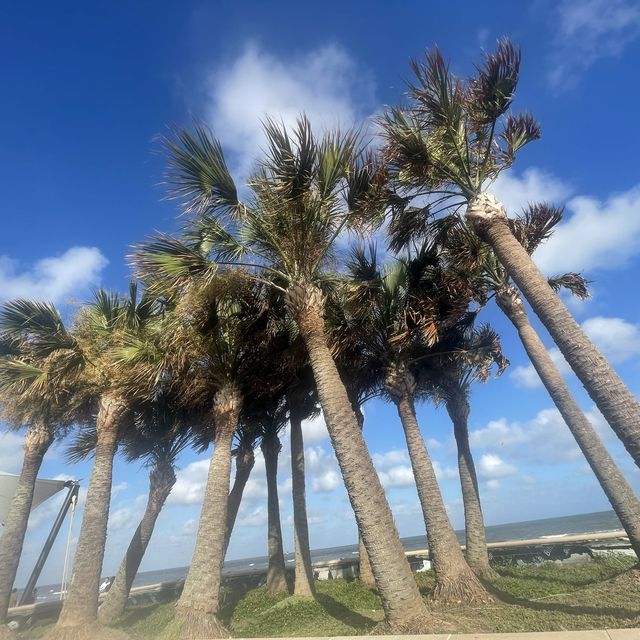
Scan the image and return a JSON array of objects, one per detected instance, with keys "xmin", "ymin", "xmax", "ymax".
[
  {"xmin": 535, "ymin": 187, "xmax": 640, "ymax": 274},
  {"xmin": 378, "ymin": 465, "xmax": 415, "ymax": 489},
  {"xmin": 468, "ymin": 407, "xmax": 613, "ymax": 464},
  {"xmin": 477, "ymin": 454, "xmax": 517, "ymax": 479},
  {"xmin": 237, "ymin": 505, "xmax": 268, "ymax": 527},
  {"xmin": 510, "ymin": 316, "xmax": 640, "ymax": 388},
  {"xmin": 510, "ymin": 347, "xmax": 571, "ymax": 389},
  {"xmin": 581, "ymin": 316, "xmax": 640, "ymax": 363},
  {"xmin": 302, "ymin": 413, "xmax": 330, "ymax": 444},
  {"xmin": 204, "ymin": 43, "xmax": 376, "ymax": 176},
  {"xmin": 548, "ymin": 0, "xmax": 640, "ymax": 88},
  {"xmin": 373, "ymin": 448, "xmax": 456, "ymax": 488},
  {"xmin": 491, "ymin": 168, "xmax": 573, "ymax": 215},
  {"xmin": 0, "ymin": 247, "xmax": 108, "ymax": 304},
  {"xmin": 492, "ymin": 169, "xmax": 640, "ymax": 276},
  {"xmin": 167, "ymin": 459, "xmax": 210, "ymax": 505},
  {"xmin": 312, "ymin": 469, "xmax": 340, "ymax": 493},
  {"xmin": 0, "ymin": 431, "xmax": 24, "ymax": 474}
]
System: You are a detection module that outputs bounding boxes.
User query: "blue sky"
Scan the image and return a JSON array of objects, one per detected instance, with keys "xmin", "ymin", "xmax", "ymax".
[{"xmin": 2, "ymin": 0, "xmax": 640, "ymax": 587}]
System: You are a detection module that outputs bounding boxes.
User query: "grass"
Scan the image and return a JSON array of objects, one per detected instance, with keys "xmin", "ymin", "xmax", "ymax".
[{"xmin": 21, "ymin": 555, "xmax": 640, "ymax": 638}]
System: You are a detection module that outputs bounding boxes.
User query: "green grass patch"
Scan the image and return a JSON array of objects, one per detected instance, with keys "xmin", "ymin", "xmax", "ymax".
[{"xmin": 17, "ymin": 555, "xmax": 640, "ymax": 638}]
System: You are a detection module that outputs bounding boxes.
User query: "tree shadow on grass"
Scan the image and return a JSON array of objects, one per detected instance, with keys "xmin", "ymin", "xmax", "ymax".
[
  {"xmin": 485, "ymin": 581, "xmax": 640, "ymax": 621},
  {"xmin": 315, "ymin": 592, "xmax": 377, "ymax": 630}
]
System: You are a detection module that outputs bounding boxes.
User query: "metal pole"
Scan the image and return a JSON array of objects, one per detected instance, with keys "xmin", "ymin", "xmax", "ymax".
[{"xmin": 18, "ymin": 481, "xmax": 80, "ymax": 606}]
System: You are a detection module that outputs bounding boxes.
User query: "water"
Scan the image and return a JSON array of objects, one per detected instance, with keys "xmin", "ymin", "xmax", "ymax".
[{"xmin": 33, "ymin": 509, "xmax": 622, "ymax": 603}]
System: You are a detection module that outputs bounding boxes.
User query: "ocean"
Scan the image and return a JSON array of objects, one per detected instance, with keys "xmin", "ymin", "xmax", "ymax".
[{"xmin": 32, "ymin": 509, "xmax": 623, "ymax": 603}]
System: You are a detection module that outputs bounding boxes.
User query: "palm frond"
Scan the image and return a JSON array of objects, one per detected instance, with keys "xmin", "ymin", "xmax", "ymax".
[
  {"xmin": 468, "ymin": 38, "xmax": 520, "ymax": 125},
  {"xmin": 509, "ymin": 203, "xmax": 563, "ymax": 254},
  {"xmin": 162, "ymin": 122, "xmax": 238, "ymax": 215},
  {"xmin": 548, "ymin": 273, "xmax": 591, "ymax": 300}
]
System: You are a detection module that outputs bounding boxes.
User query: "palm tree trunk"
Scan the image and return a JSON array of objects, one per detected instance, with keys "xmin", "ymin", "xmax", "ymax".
[
  {"xmin": 350, "ymin": 400, "xmax": 375, "ymax": 590},
  {"xmin": 0, "ymin": 423, "xmax": 53, "ymax": 627},
  {"xmin": 358, "ymin": 534, "xmax": 376, "ymax": 589},
  {"xmin": 98, "ymin": 460, "xmax": 176, "ymax": 624},
  {"xmin": 445, "ymin": 388, "xmax": 497, "ymax": 580},
  {"xmin": 261, "ymin": 433, "xmax": 289, "ymax": 594},
  {"xmin": 51, "ymin": 395, "xmax": 127, "ymax": 637},
  {"xmin": 286, "ymin": 283, "xmax": 432, "ymax": 631},
  {"xmin": 174, "ymin": 384, "xmax": 241, "ymax": 640},
  {"xmin": 287, "ymin": 393, "xmax": 315, "ymax": 597},
  {"xmin": 386, "ymin": 366, "xmax": 492, "ymax": 605},
  {"xmin": 467, "ymin": 193, "xmax": 640, "ymax": 467},
  {"xmin": 224, "ymin": 445, "xmax": 255, "ymax": 556},
  {"xmin": 497, "ymin": 285, "xmax": 640, "ymax": 556}
]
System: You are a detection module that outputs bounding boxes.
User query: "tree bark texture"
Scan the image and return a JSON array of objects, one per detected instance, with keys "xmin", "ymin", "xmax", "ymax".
[
  {"xmin": 445, "ymin": 389, "xmax": 497, "ymax": 580},
  {"xmin": 467, "ymin": 193, "xmax": 640, "ymax": 468},
  {"xmin": 288, "ymin": 394, "xmax": 315, "ymax": 597},
  {"xmin": 286, "ymin": 282, "xmax": 432, "ymax": 630},
  {"xmin": 497, "ymin": 286, "xmax": 640, "ymax": 557},
  {"xmin": 174, "ymin": 384, "xmax": 241, "ymax": 639},
  {"xmin": 53, "ymin": 395, "xmax": 127, "ymax": 631},
  {"xmin": 0, "ymin": 423, "xmax": 53, "ymax": 625},
  {"xmin": 98, "ymin": 459, "xmax": 176, "ymax": 624},
  {"xmin": 386, "ymin": 366, "xmax": 491, "ymax": 605},
  {"xmin": 261, "ymin": 432, "xmax": 289, "ymax": 594},
  {"xmin": 351, "ymin": 402, "xmax": 375, "ymax": 590},
  {"xmin": 223, "ymin": 445, "xmax": 255, "ymax": 556}
]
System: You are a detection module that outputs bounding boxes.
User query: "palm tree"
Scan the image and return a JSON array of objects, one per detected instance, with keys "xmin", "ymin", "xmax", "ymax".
[
  {"xmin": 224, "ymin": 422, "xmax": 258, "ymax": 555},
  {"xmin": 33, "ymin": 287, "xmax": 161, "ymax": 639},
  {"xmin": 440, "ymin": 212, "xmax": 640, "ymax": 556},
  {"xmin": 129, "ymin": 260, "xmax": 280, "ymax": 638},
  {"xmin": 380, "ymin": 39, "xmax": 640, "ymax": 468},
  {"xmin": 0, "ymin": 303, "xmax": 81, "ymax": 630},
  {"xmin": 344, "ymin": 244, "xmax": 492, "ymax": 603},
  {"xmin": 286, "ymin": 376, "xmax": 317, "ymax": 597},
  {"xmin": 65, "ymin": 392, "xmax": 189, "ymax": 624},
  {"xmin": 425, "ymin": 325, "xmax": 507, "ymax": 580},
  {"xmin": 253, "ymin": 397, "xmax": 291, "ymax": 594},
  {"xmin": 328, "ymin": 291, "xmax": 383, "ymax": 590},
  {"xmin": 140, "ymin": 118, "xmax": 433, "ymax": 630}
]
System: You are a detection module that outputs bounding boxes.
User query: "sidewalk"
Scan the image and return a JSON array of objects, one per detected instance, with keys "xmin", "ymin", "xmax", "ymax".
[{"xmin": 240, "ymin": 632, "xmax": 640, "ymax": 639}]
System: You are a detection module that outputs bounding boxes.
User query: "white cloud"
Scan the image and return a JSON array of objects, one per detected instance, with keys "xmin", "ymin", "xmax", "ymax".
[
  {"xmin": 302, "ymin": 413, "xmax": 330, "ymax": 444},
  {"xmin": 0, "ymin": 247, "xmax": 108, "ymax": 304},
  {"xmin": 510, "ymin": 347, "xmax": 571, "ymax": 389},
  {"xmin": 492, "ymin": 170, "xmax": 640, "ymax": 276},
  {"xmin": 581, "ymin": 316, "xmax": 640, "ymax": 363},
  {"xmin": 470, "ymin": 407, "xmax": 593, "ymax": 463},
  {"xmin": 548, "ymin": 0, "xmax": 640, "ymax": 88},
  {"xmin": 0, "ymin": 431, "xmax": 24, "ymax": 474},
  {"xmin": 477, "ymin": 454, "xmax": 517, "ymax": 479},
  {"xmin": 510, "ymin": 316, "xmax": 640, "ymax": 389},
  {"xmin": 237, "ymin": 505, "xmax": 268, "ymax": 527},
  {"xmin": 167, "ymin": 459, "xmax": 210, "ymax": 505},
  {"xmin": 108, "ymin": 506, "xmax": 139, "ymax": 531},
  {"xmin": 111, "ymin": 482, "xmax": 128, "ymax": 499},
  {"xmin": 378, "ymin": 465, "xmax": 415, "ymax": 489},
  {"xmin": 372, "ymin": 449, "xmax": 410, "ymax": 470},
  {"xmin": 304, "ymin": 445, "xmax": 335, "ymax": 473},
  {"xmin": 491, "ymin": 168, "xmax": 573, "ymax": 215},
  {"xmin": 535, "ymin": 186, "xmax": 640, "ymax": 274},
  {"xmin": 373, "ymin": 448, "xmax": 456, "ymax": 487},
  {"xmin": 433, "ymin": 460, "xmax": 459, "ymax": 481},
  {"xmin": 204, "ymin": 43, "xmax": 376, "ymax": 176},
  {"xmin": 312, "ymin": 469, "xmax": 340, "ymax": 493},
  {"xmin": 242, "ymin": 477, "xmax": 268, "ymax": 500}
]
